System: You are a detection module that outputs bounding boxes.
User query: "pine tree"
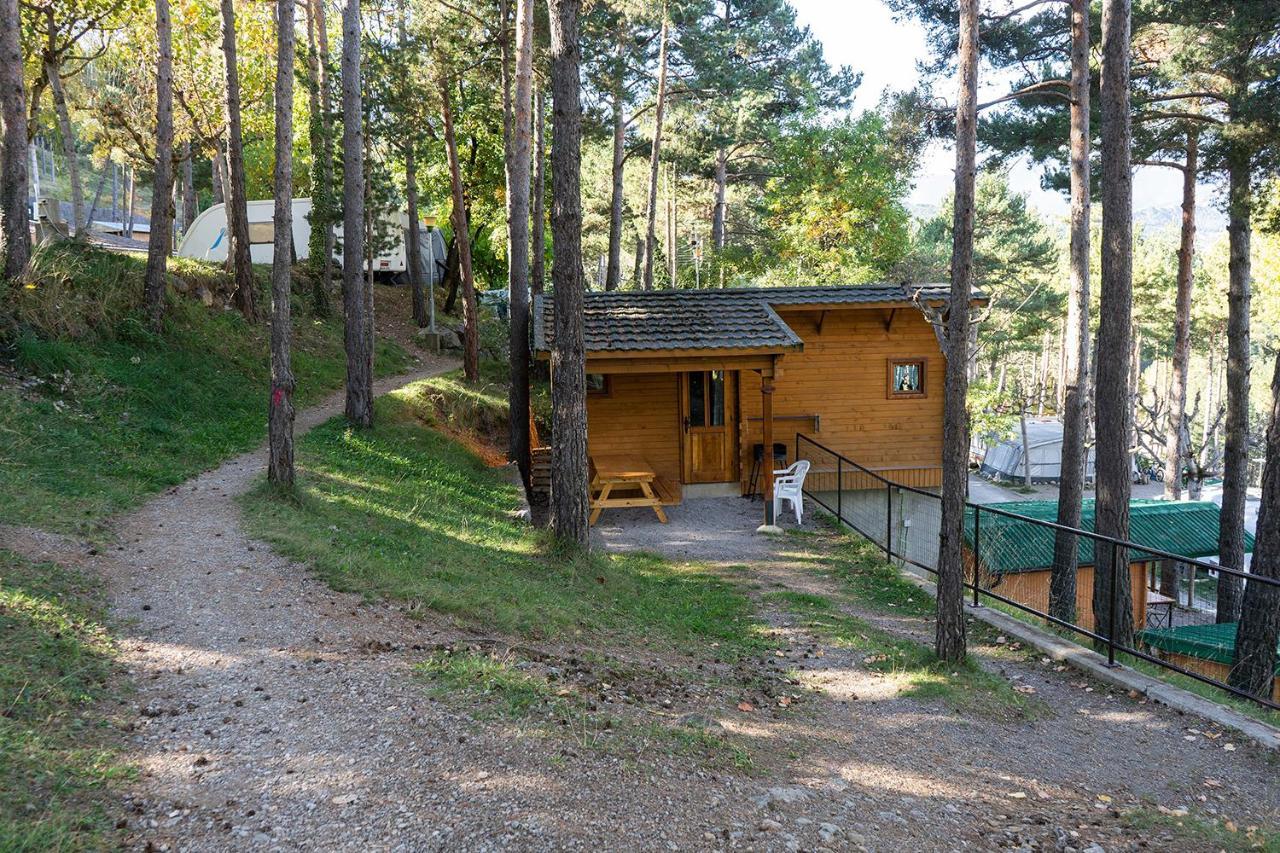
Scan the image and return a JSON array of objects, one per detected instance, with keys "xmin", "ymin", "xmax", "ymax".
[{"xmin": 268, "ymin": 0, "xmax": 296, "ymax": 488}]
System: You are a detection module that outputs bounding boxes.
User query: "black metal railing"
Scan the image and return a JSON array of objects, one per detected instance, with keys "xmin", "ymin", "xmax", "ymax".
[{"xmin": 795, "ymin": 433, "xmax": 1280, "ymax": 713}]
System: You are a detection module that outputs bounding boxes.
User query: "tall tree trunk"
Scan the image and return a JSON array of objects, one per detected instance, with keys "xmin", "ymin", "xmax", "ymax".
[
  {"xmin": 43, "ymin": 32, "xmax": 85, "ymax": 237},
  {"xmin": 641, "ymin": 13, "xmax": 669, "ymax": 292},
  {"xmin": 937, "ymin": 0, "xmax": 977, "ymax": 664},
  {"xmin": 341, "ymin": 0, "xmax": 372, "ymax": 426},
  {"xmin": 221, "ymin": 0, "xmax": 258, "ymax": 322},
  {"xmin": 405, "ymin": 148, "xmax": 426, "ymax": 326},
  {"xmin": 711, "ymin": 146, "xmax": 728, "ymax": 251},
  {"xmin": 304, "ymin": 0, "xmax": 330, "ymax": 317},
  {"xmin": 439, "ymin": 75, "xmax": 479, "ymax": 383},
  {"xmin": 123, "ymin": 166, "xmax": 135, "ymax": 238},
  {"xmin": 268, "ymin": 0, "xmax": 296, "ymax": 487},
  {"xmin": 180, "ymin": 141, "xmax": 196, "ymax": 233},
  {"xmin": 1163, "ymin": 131, "xmax": 1198, "ymax": 501},
  {"xmin": 143, "ymin": 0, "xmax": 175, "ymax": 330},
  {"xmin": 211, "ymin": 148, "xmax": 225, "ymax": 204},
  {"xmin": 1229, "ymin": 351, "xmax": 1280, "ymax": 697},
  {"xmin": 1217, "ymin": 149, "xmax": 1251, "ymax": 624},
  {"xmin": 1093, "ymin": 0, "xmax": 1135, "ymax": 649},
  {"xmin": 313, "ymin": 0, "xmax": 337, "ymax": 311},
  {"xmin": 605, "ymin": 30, "xmax": 625, "ymax": 292},
  {"xmin": 0, "ymin": 0, "xmax": 30, "ymax": 281},
  {"xmin": 1020, "ymin": 405, "xmax": 1033, "ymax": 487},
  {"xmin": 531, "ymin": 88, "xmax": 546, "ymax": 296},
  {"xmin": 548, "ymin": 0, "xmax": 589, "ymax": 547},
  {"xmin": 507, "ymin": 0, "xmax": 535, "ymax": 490}
]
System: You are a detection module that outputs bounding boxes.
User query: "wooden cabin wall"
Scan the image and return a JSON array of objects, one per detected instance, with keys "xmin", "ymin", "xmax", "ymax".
[
  {"xmin": 1153, "ymin": 652, "xmax": 1280, "ymax": 703},
  {"xmin": 739, "ymin": 307, "xmax": 944, "ymax": 481},
  {"xmin": 585, "ymin": 373, "xmax": 682, "ymax": 484},
  {"xmin": 979, "ymin": 562, "xmax": 1149, "ymax": 633}
]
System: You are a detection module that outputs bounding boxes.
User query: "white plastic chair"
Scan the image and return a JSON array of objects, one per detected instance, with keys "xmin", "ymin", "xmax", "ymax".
[{"xmin": 772, "ymin": 460, "xmax": 810, "ymax": 525}]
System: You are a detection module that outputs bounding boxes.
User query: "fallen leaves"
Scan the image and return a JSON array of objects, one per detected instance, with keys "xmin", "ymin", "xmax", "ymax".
[{"xmin": 737, "ymin": 701, "xmax": 755, "ymax": 713}]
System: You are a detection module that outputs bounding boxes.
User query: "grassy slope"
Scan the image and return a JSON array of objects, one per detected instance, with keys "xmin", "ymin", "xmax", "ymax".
[
  {"xmin": 1, "ymin": 241, "xmax": 410, "ymax": 534},
  {"xmin": 0, "ymin": 549, "xmax": 128, "ymax": 851},
  {"xmin": 240, "ymin": 382, "xmax": 766, "ymax": 658}
]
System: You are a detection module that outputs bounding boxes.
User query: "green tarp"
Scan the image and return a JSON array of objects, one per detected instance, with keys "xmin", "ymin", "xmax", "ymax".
[
  {"xmin": 964, "ymin": 499, "xmax": 1254, "ymax": 576},
  {"xmin": 1140, "ymin": 621, "xmax": 1280, "ymax": 674}
]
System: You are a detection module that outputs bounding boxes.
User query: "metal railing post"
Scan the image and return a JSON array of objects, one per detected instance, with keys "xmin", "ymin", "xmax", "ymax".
[
  {"xmin": 972, "ymin": 506, "xmax": 981, "ymax": 607},
  {"xmin": 885, "ymin": 484, "xmax": 893, "ymax": 560},
  {"xmin": 836, "ymin": 457, "xmax": 842, "ymax": 524},
  {"xmin": 1107, "ymin": 544, "xmax": 1119, "ymax": 668}
]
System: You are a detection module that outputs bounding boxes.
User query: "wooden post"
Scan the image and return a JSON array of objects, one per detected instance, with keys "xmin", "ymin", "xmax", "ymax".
[{"xmin": 761, "ymin": 369, "xmax": 776, "ymax": 528}]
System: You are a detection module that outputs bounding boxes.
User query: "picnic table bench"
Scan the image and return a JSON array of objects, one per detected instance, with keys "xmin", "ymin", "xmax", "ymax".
[{"xmin": 589, "ymin": 453, "xmax": 679, "ymax": 526}]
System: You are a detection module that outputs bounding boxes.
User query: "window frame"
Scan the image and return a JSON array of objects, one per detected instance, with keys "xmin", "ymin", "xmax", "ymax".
[
  {"xmin": 586, "ymin": 373, "xmax": 612, "ymax": 397},
  {"xmin": 887, "ymin": 358, "xmax": 927, "ymax": 399}
]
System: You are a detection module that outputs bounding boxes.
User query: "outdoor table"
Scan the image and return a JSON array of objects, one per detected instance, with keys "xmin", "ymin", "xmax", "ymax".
[
  {"xmin": 1146, "ymin": 590, "xmax": 1177, "ymax": 630},
  {"xmin": 589, "ymin": 453, "xmax": 671, "ymax": 526}
]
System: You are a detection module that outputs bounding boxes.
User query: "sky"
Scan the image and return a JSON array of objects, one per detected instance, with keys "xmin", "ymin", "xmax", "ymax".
[{"xmin": 788, "ymin": 0, "xmax": 1197, "ymax": 224}]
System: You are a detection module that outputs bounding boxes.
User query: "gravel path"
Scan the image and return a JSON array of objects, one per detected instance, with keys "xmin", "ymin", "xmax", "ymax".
[
  {"xmin": 6, "ymin": 381, "xmax": 1279, "ymax": 851},
  {"xmin": 595, "ymin": 498, "xmax": 1280, "ymax": 850}
]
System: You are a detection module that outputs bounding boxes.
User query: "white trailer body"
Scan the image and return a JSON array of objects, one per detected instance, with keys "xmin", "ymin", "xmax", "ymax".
[{"xmin": 176, "ymin": 198, "xmax": 445, "ymax": 283}]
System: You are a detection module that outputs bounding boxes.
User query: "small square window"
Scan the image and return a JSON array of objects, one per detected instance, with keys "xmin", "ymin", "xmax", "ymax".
[
  {"xmin": 888, "ymin": 359, "xmax": 926, "ymax": 398},
  {"xmin": 586, "ymin": 373, "xmax": 611, "ymax": 396}
]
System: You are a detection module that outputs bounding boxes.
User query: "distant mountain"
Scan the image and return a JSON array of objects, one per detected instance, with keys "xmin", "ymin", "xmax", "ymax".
[{"xmin": 1133, "ymin": 205, "xmax": 1228, "ymax": 238}]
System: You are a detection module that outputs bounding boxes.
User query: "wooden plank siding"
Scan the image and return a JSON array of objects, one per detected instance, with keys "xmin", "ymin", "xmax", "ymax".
[
  {"xmin": 583, "ymin": 304, "xmax": 946, "ymax": 493},
  {"xmin": 586, "ymin": 373, "xmax": 683, "ymax": 485},
  {"xmin": 739, "ymin": 307, "xmax": 943, "ymax": 486}
]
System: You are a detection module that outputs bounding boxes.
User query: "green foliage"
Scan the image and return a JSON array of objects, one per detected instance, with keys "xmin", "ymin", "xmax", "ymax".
[
  {"xmin": 764, "ymin": 113, "xmax": 917, "ymax": 282},
  {"xmin": 239, "ymin": 386, "xmax": 769, "ymax": 659},
  {"xmin": 0, "ymin": 242, "xmax": 411, "ymax": 533},
  {"xmin": 0, "ymin": 550, "xmax": 128, "ymax": 851}
]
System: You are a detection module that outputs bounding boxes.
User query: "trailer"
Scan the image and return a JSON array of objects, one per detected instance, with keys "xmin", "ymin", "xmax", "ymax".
[{"xmin": 176, "ymin": 197, "xmax": 445, "ymax": 284}]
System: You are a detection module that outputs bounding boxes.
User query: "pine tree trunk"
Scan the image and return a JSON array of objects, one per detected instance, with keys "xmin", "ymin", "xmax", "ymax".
[
  {"xmin": 548, "ymin": 0, "xmax": 589, "ymax": 547},
  {"xmin": 406, "ymin": 149, "xmax": 426, "ymax": 326},
  {"xmin": 180, "ymin": 141, "xmax": 196, "ymax": 233},
  {"xmin": 1229, "ymin": 352, "xmax": 1280, "ymax": 697},
  {"xmin": 44, "ymin": 40, "xmax": 85, "ymax": 237},
  {"xmin": 211, "ymin": 148, "xmax": 224, "ymax": 204},
  {"xmin": 507, "ymin": 0, "xmax": 535, "ymax": 491},
  {"xmin": 605, "ymin": 37, "xmax": 625, "ymax": 292},
  {"xmin": 313, "ymin": 0, "xmax": 337, "ymax": 310},
  {"xmin": 1218, "ymin": 150, "xmax": 1251, "ymax": 624},
  {"xmin": 143, "ymin": 0, "xmax": 175, "ymax": 330},
  {"xmin": 1020, "ymin": 406, "xmax": 1033, "ymax": 488},
  {"xmin": 641, "ymin": 14, "xmax": 669, "ymax": 292},
  {"xmin": 304, "ymin": 0, "xmax": 330, "ymax": 317},
  {"xmin": 937, "ymin": 0, "xmax": 977, "ymax": 664},
  {"xmin": 341, "ymin": 0, "xmax": 372, "ymax": 427},
  {"xmin": 531, "ymin": 89, "xmax": 546, "ymax": 296},
  {"xmin": 0, "ymin": 0, "xmax": 30, "ymax": 281},
  {"xmin": 268, "ymin": 0, "xmax": 296, "ymax": 488},
  {"xmin": 221, "ymin": 0, "xmax": 257, "ymax": 322},
  {"xmin": 1163, "ymin": 131, "xmax": 1198, "ymax": 501},
  {"xmin": 1093, "ymin": 0, "xmax": 1135, "ymax": 649},
  {"xmin": 439, "ymin": 75, "xmax": 479, "ymax": 384},
  {"xmin": 123, "ymin": 166, "xmax": 135, "ymax": 238},
  {"xmin": 711, "ymin": 147, "xmax": 728, "ymax": 251}
]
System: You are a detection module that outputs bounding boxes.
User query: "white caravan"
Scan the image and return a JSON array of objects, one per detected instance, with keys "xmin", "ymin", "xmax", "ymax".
[{"xmin": 176, "ymin": 197, "xmax": 445, "ymax": 283}]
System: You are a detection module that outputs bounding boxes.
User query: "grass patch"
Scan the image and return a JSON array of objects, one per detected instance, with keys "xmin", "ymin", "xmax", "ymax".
[
  {"xmin": 407, "ymin": 359, "xmax": 549, "ymax": 461},
  {"xmin": 757, "ymin": 555, "xmax": 1039, "ymax": 712},
  {"xmin": 1121, "ymin": 805, "xmax": 1280, "ymax": 852},
  {"xmin": 0, "ymin": 549, "xmax": 128, "ymax": 850},
  {"xmin": 417, "ymin": 648, "xmax": 753, "ymax": 771},
  {"xmin": 240, "ymin": 385, "xmax": 768, "ymax": 660},
  {"xmin": 1, "ymin": 240, "xmax": 410, "ymax": 533}
]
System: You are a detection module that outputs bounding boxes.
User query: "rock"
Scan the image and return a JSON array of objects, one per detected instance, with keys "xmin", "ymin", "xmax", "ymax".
[
  {"xmin": 758, "ymin": 819, "xmax": 783, "ymax": 833},
  {"xmin": 760, "ymin": 786, "xmax": 811, "ymax": 809},
  {"xmin": 438, "ymin": 328, "xmax": 462, "ymax": 350}
]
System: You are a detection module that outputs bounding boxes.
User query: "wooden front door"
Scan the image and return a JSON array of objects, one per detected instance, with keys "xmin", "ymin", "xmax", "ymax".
[{"xmin": 680, "ymin": 370, "xmax": 737, "ymax": 483}]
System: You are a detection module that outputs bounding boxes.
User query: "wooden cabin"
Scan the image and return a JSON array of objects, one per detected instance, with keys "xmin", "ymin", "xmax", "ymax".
[
  {"xmin": 532, "ymin": 284, "xmax": 955, "ymax": 520},
  {"xmin": 1140, "ymin": 622, "xmax": 1280, "ymax": 703},
  {"xmin": 964, "ymin": 499, "xmax": 1253, "ymax": 634}
]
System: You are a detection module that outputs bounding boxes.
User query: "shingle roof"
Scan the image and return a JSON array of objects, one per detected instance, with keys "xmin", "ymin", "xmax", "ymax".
[
  {"xmin": 532, "ymin": 283, "xmax": 952, "ymax": 354},
  {"xmin": 965, "ymin": 499, "xmax": 1254, "ymax": 576}
]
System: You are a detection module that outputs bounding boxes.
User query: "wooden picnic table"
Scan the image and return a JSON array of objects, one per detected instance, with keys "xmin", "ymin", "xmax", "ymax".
[{"xmin": 589, "ymin": 453, "xmax": 677, "ymax": 526}]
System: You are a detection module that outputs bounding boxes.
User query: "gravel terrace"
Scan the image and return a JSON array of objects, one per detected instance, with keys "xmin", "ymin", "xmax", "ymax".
[{"xmin": 3, "ymin": 373, "xmax": 1278, "ymax": 852}]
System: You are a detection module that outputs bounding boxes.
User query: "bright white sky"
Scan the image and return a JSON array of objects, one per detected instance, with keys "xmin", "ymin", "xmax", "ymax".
[{"xmin": 788, "ymin": 0, "xmax": 1190, "ymax": 221}]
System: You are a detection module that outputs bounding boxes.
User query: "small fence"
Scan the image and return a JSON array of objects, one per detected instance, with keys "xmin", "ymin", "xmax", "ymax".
[{"xmin": 796, "ymin": 434, "xmax": 1280, "ymax": 713}]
